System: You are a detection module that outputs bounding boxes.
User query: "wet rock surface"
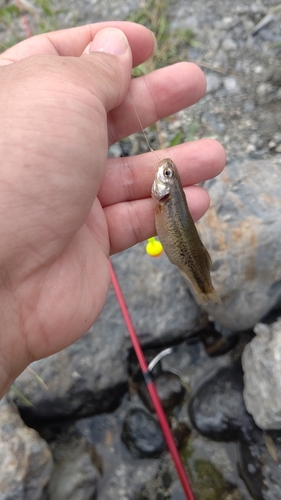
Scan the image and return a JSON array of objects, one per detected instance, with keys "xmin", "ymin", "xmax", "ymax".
[
  {"xmin": 43, "ymin": 428, "xmax": 100, "ymax": 500},
  {"xmin": 138, "ymin": 370, "xmax": 185, "ymax": 412},
  {"xmin": 239, "ymin": 430, "xmax": 281, "ymax": 500},
  {"xmin": 188, "ymin": 364, "xmax": 257, "ymax": 442},
  {"xmin": 121, "ymin": 407, "xmax": 166, "ymax": 458}
]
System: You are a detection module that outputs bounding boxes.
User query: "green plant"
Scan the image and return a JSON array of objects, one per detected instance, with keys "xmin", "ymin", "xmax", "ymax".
[{"xmin": 128, "ymin": 0, "xmax": 196, "ymax": 75}]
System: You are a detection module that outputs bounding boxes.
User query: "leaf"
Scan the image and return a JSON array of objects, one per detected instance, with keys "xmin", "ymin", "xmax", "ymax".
[
  {"xmin": 169, "ymin": 131, "xmax": 183, "ymax": 147},
  {"xmin": 10, "ymin": 385, "xmax": 34, "ymax": 407}
]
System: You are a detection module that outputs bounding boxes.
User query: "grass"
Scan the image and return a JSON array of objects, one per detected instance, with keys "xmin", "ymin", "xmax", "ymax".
[
  {"xmin": 127, "ymin": 0, "xmax": 200, "ymax": 148},
  {"xmin": 128, "ymin": 0, "xmax": 196, "ymax": 75},
  {"xmin": 0, "ymin": 0, "xmax": 60, "ymax": 50}
]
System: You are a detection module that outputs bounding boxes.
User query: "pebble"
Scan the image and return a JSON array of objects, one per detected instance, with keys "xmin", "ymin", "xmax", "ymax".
[
  {"xmin": 188, "ymin": 364, "xmax": 257, "ymax": 442},
  {"xmin": 138, "ymin": 371, "xmax": 185, "ymax": 412},
  {"xmin": 273, "ymin": 132, "xmax": 281, "ymax": 143},
  {"xmin": 275, "ymin": 144, "xmax": 281, "ymax": 153},
  {"xmin": 223, "ymin": 76, "xmax": 240, "ymax": 94},
  {"xmin": 121, "ymin": 407, "xmax": 166, "ymax": 458},
  {"xmin": 256, "ymin": 82, "xmax": 272, "ymax": 96},
  {"xmin": 206, "ymin": 74, "xmax": 222, "ymax": 93},
  {"xmin": 108, "ymin": 143, "xmax": 122, "ymax": 158},
  {"xmin": 239, "ymin": 430, "xmax": 281, "ymax": 500},
  {"xmin": 243, "ymin": 100, "xmax": 255, "ymax": 113},
  {"xmin": 222, "ymin": 38, "xmax": 238, "ymax": 51}
]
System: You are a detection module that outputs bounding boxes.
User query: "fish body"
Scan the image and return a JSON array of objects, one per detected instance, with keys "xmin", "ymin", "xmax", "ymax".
[{"xmin": 151, "ymin": 158, "xmax": 220, "ymax": 305}]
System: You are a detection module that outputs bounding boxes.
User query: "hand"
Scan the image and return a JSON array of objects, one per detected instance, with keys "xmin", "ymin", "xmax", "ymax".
[{"xmin": 0, "ymin": 22, "xmax": 225, "ymax": 395}]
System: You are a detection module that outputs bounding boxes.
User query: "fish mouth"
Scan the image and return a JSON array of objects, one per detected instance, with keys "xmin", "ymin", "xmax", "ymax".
[{"xmin": 158, "ymin": 193, "xmax": 170, "ymax": 203}]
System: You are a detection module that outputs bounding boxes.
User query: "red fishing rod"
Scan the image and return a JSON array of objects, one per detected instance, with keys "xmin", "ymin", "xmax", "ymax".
[{"xmin": 110, "ymin": 260, "xmax": 195, "ymax": 500}]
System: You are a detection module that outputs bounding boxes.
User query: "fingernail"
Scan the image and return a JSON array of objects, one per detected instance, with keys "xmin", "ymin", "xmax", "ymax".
[{"xmin": 88, "ymin": 28, "xmax": 129, "ymax": 56}]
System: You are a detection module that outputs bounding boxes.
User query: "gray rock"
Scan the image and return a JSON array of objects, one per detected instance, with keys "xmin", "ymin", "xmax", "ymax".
[
  {"xmin": 223, "ymin": 76, "xmax": 240, "ymax": 94},
  {"xmin": 256, "ymin": 82, "xmax": 273, "ymax": 96},
  {"xmin": 197, "ymin": 156, "xmax": 281, "ymax": 331},
  {"xmin": 242, "ymin": 319, "xmax": 281, "ymax": 430},
  {"xmin": 206, "ymin": 74, "xmax": 222, "ymax": 94},
  {"xmin": 48, "ymin": 433, "xmax": 100, "ymax": 500},
  {"xmin": 108, "ymin": 143, "xmax": 122, "ymax": 157},
  {"xmin": 221, "ymin": 38, "xmax": 238, "ymax": 51},
  {"xmin": 0, "ymin": 399, "xmax": 53, "ymax": 500},
  {"xmin": 239, "ymin": 429, "xmax": 281, "ymax": 500},
  {"xmin": 76, "ymin": 409, "xmax": 161, "ymax": 500},
  {"xmin": 8, "ymin": 312, "xmax": 128, "ymax": 420}
]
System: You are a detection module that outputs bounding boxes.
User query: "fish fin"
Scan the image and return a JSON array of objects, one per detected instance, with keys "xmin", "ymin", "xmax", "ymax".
[
  {"xmin": 180, "ymin": 270, "xmax": 221, "ymax": 306},
  {"xmin": 203, "ymin": 246, "xmax": 212, "ymax": 271},
  {"xmin": 197, "ymin": 289, "xmax": 222, "ymax": 306}
]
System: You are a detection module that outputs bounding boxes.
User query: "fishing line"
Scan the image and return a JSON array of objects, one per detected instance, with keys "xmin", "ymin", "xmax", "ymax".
[
  {"xmin": 15, "ymin": 9, "xmax": 195, "ymax": 498},
  {"xmin": 129, "ymin": 94, "xmax": 161, "ymax": 165}
]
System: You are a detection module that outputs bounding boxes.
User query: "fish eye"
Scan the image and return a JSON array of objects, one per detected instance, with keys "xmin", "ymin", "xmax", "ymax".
[{"xmin": 164, "ymin": 167, "xmax": 173, "ymax": 178}]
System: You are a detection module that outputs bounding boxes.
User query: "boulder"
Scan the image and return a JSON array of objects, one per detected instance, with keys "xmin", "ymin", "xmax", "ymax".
[
  {"xmin": 242, "ymin": 318, "xmax": 281, "ymax": 430},
  {"xmin": 197, "ymin": 156, "xmax": 281, "ymax": 331},
  {"xmin": 0, "ymin": 398, "xmax": 53, "ymax": 500}
]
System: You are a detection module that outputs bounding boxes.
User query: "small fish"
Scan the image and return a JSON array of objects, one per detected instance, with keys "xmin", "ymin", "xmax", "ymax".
[{"xmin": 151, "ymin": 158, "xmax": 220, "ymax": 305}]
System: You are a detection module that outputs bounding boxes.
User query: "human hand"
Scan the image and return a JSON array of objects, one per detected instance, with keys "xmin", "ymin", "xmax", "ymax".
[{"xmin": 0, "ymin": 22, "xmax": 225, "ymax": 396}]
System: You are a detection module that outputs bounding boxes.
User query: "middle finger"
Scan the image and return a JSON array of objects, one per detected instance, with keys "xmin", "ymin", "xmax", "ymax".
[
  {"xmin": 99, "ymin": 139, "xmax": 225, "ymax": 207},
  {"xmin": 107, "ymin": 62, "xmax": 206, "ymax": 145}
]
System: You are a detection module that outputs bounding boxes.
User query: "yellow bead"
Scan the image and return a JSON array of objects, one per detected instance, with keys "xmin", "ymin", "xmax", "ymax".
[{"xmin": 146, "ymin": 237, "xmax": 163, "ymax": 257}]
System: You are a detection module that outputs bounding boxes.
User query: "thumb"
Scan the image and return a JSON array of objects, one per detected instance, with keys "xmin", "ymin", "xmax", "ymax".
[{"xmin": 82, "ymin": 28, "xmax": 133, "ymax": 112}]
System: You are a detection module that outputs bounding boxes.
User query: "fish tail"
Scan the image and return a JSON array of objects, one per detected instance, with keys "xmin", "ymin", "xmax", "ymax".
[{"xmin": 197, "ymin": 289, "xmax": 221, "ymax": 306}]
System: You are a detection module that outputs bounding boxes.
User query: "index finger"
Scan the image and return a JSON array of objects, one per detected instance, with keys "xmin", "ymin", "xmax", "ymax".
[{"xmin": 0, "ymin": 21, "xmax": 155, "ymax": 67}]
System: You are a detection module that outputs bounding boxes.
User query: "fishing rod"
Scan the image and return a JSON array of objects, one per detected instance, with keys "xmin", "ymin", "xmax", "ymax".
[{"xmin": 110, "ymin": 261, "xmax": 194, "ymax": 500}]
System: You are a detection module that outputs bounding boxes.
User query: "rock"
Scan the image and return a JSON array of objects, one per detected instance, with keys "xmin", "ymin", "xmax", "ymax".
[
  {"xmin": 223, "ymin": 76, "xmax": 240, "ymax": 94},
  {"xmin": 108, "ymin": 143, "xmax": 122, "ymax": 157},
  {"xmin": 199, "ymin": 325, "xmax": 239, "ymax": 356},
  {"xmin": 238, "ymin": 429, "xmax": 281, "ymax": 500},
  {"xmin": 76, "ymin": 409, "xmax": 161, "ymax": 499},
  {"xmin": 121, "ymin": 407, "xmax": 166, "ymax": 458},
  {"xmin": 0, "ymin": 398, "xmax": 53, "ymax": 500},
  {"xmin": 242, "ymin": 318, "xmax": 281, "ymax": 429},
  {"xmin": 221, "ymin": 38, "xmax": 238, "ymax": 51},
  {"xmin": 182, "ymin": 433, "xmax": 246, "ymax": 499},
  {"xmin": 188, "ymin": 364, "xmax": 257, "ymax": 441},
  {"xmin": 47, "ymin": 430, "xmax": 100, "ymax": 500},
  {"xmin": 138, "ymin": 371, "xmax": 185, "ymax": 412},
  {"xmin": 197, "ymin": 156, "xmax": 281, "ymax": 331},
  {"xmin": 256, "ymin": 82, "xmax": 273, "ymax": 96},
  {"xmin": 201, "ymin": 112, "xmax": 226, "ymax": 133},
  {"xmin": 206, "ymin": 74, "xmax": 222, "ymax": 93},
  {"xmin": 8, "ymin": 313, "xmax": 128, "ymax": 421}
]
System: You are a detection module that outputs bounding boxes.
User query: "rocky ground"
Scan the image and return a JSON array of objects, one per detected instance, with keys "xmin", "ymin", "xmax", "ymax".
[{"xmin": 0, "ymin": 0, "xmax": 281, "ymax": 499}]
